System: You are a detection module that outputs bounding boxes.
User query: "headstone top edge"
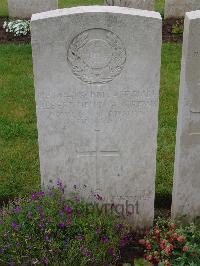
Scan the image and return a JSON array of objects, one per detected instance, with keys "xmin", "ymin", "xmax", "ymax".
[
  {"xmin": 185, "ymin": 10, "xmax": 200, "ymax": 20},
  {"xmin": 31, "ymin": 5, "xmax": 161, "ymax": 22}
]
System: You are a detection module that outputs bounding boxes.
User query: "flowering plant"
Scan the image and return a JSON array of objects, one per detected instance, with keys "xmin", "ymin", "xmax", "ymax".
[
  {"xmin": 0, "ymin": 183, "xmax": 128, "ymax": 265},
  {"xmin": 3, "ymin": 19, "xmax": 30, "ymax": 36},
  {"xmin": 139, "ymin": 218, "xmax": 200, "ymax": 266}
]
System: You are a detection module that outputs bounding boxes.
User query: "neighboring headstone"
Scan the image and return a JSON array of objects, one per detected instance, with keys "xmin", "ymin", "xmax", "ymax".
[
  {"xmin": 8, "ymin": 0, "xmax": 58, "ymax": 19},
  {"xmin": 164, "ymin": 0, "xmax": 200, "ymax": 19},
  {"xmin": 172, "ymin": 11, "xmax": 200, "ymax": 223},
  {"xmin": 105, "ymin": 0, "xmax": 154, "ymax": 10},
  {"xmin": 31, "ymin": 6, "xmax": 161, "ymax": 229}
]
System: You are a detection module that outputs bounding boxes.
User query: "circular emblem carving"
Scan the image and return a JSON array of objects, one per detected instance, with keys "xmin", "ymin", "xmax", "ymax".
[{"xmin": 67, "ymin": 29, "xmax": 126, "ymax": 84}]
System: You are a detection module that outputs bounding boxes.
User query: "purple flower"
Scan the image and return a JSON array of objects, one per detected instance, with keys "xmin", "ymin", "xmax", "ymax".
[
  {"xmin": 47, "ymin": 217, "xmax": 52, "ymax": 223},
  {"xmin": 43, "ymin": 258, "xmax": 49, "ymax": 265},
  {"xmin": 107, "ymin": 247, "xmax": 115, "ymax": 256},
  {"xmin": 74, "ymin": 196, "xmax": 80, "ymax": 202},
  {"xmin": 76, "ymin": 234, "xmax": 84, "ymax": 241},
  {"xmin": 57, "ymin": 179, "xmax": 65, "ymax": 193},
  {"xmin": 11, "ymin": 221, "xmax": 18, "ymax": 230},
  {"xmin": 80, "ymin": 246, "xmax": 92, "ymax": 257},
  {"xmin": 45, "ymin": 235, "xmax": 49, "ymax": 241},
  {"xmin": 6, "ymin": 243, "xmax": 11, "ymax": 248},
  {"xmin": 115, "ymin": 223, "xmax": 124, "ymax": 232},
  {"xmin": 36, "ymin": 205, "xmax": 42, "ymax": 211},
  {"xmin": 101, "ymin": 236, "xmax": 109, "ymax": 243},
  {"xmin": 58, "ymin": 221, "xmax": 65, "ymax": 229},
  {"xmin": 38, "ymin": 223, "xmax": 44, "ymax": 230},
  {"xmin": 0, "ymin": 220, "xmax": 3, "ymax": 225},
  {"xmin": 0, "ymin": 248, "xmax": 5, "ymax": 254},
  {"xmin": 77, "ymin": 209, "xmax": 81, "ymax": 216},
  {"xmin": 59, "ymin": 210, "xmax": 64, "ymax": 216},
  {"xmin": 85, "ymin": 251, "xmax": 92, "ymax": 257},
  {"xmin": 96, "ymin": 228, "xmax": 101, "ymax": 234},
  {"xmin": 37, "ymin": 191, "xmax": 45, "ymax": 197},
  {"xmin": 15, "ymin": 206, "xmax": 21, "ymax": 214},
  {"xmin": 64, "ymin": 206, "xmax": 73, "ymax": 215},
  {"xmin": 31, "ymin": 193, "xmax": 38, "ymax": 201},
  {"xmin": 119, "ymin": 235, "xmax": 129, "ymax": 247}
]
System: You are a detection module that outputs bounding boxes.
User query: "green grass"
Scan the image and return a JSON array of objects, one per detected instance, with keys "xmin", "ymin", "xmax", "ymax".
[
  {"xmin": 0, "ymin": 43, "xmax": 182, "ymax": 204},
  {"xmin": 0, "ymin": 0, "xmax": 165, "ymax": 17},
  {"xmin": 0, "ymin": 0, "xmax": 8, "ymax": 17},
  {"xmin": 59, "ymin": 0, "xmax": 103, "ymax": 8},
  {"xmin": 156, "ymin": 43, "xmax": 182, "ymax": 204},
  {"xmin": 155, "ymin": 0, "xmax": 165, "ymax": 17},
  {"xmin": 0, "ymin": 45, "xmax": 40, "ymax": 202}
]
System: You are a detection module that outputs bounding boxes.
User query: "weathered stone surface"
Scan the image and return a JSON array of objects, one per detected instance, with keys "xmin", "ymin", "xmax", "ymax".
[
  {"xmin": 164, "ymin": 0, "xmax": 200, "ymax": 19},
  {"xmin": 31, "ymin": 6, "xmax": 161, "ymax": 229},
  {"xmin": 172, "ymin": 11, "xmax": 200, "ymax": 223},
  {"xmin": 8, "ymin": 0, "xmax": 58, "ymax": 18},
  {"xmin": 105, "ymin": 0, "xmax": 154, "ymax": 10}
]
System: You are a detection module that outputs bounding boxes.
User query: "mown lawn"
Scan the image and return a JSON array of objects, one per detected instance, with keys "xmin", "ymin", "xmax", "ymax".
[
  {"xmin": 0, "ymin": 0, "xmax": 165, "ymax": 17},
  {"xmin": 0, "ymin": 43, "xmax": 182, "ymax": 204}
]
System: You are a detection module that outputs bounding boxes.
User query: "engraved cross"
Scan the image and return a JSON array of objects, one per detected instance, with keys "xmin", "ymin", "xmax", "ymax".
[{"xmin": 77, "ymin": 129, "xmax": 120, "ymax": 181}]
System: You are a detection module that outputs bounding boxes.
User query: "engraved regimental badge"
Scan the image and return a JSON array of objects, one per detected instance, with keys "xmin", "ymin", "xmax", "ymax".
[{"xmin": 67, "ymin": 28, "xmax": 126, "ymax": 84}]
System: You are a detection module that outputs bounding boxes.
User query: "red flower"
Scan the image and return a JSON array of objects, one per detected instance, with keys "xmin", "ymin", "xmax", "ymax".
[
  {"xmin": 164, "ymin": 246, "xmax": 171, "ymax": 256},
  {"xmin": 146, "ymin": 255, "xmax": 153, "ymax": 261},
  {"xmin": 177, "ymin": 236, "xmax": 186, "ymax": 243},
  {"xmin": 160, "ymin": 243, "xmax": 165, "ymax": 250},
  {"xmin": 169, "ymin": 223, "xmax": 176, "ymax": 230},
  {"xmin": 183, "ymin": 246, "xmax": 189, "ymax": 252},
  {"xmin": 146, "ymin": 243, "xmax": 152, "ymax": 250},
  {"xmin": 172, "ymin": 232, "xmax": 178, "ymax": 239},
  {"xmin": 154, "ymin": 229, "xmax": 161, "ymax": 236}
]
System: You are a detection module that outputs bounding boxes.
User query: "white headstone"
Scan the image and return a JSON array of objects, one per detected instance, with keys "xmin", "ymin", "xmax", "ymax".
[
  {"xmin": 172, "ymin": 11, "xmax": 200, "ymax": 223},
  {"xmin": 8, "ymin": 0, "xmax": 58, "ymax": 18},
  {"xmin": 165, "ymin": 0, "xmax": 200, "ymax": 19},
  {"xmin": 105, "ymin": 0, "xmax": 154, "ymax": 10},
  {"xmin": 31, "ymin": 6, "xmax": 161, "ymax": 229}
]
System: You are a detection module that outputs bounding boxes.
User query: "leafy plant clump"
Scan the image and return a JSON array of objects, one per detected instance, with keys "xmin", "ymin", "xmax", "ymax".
[
  {"xmin": 0, "ymin": 183, "xmax": 128, "ymax": 265},
  {"xmin": 171, "ymin": 23, "xmax": 183, "ymax": 34},
  {"xmin": 139, "ymin": 218, "xmax": 200, "ymax": 266},
  {"xmin": 3, "ymin": 19, "xmax": 30, "ymax": 36}
]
